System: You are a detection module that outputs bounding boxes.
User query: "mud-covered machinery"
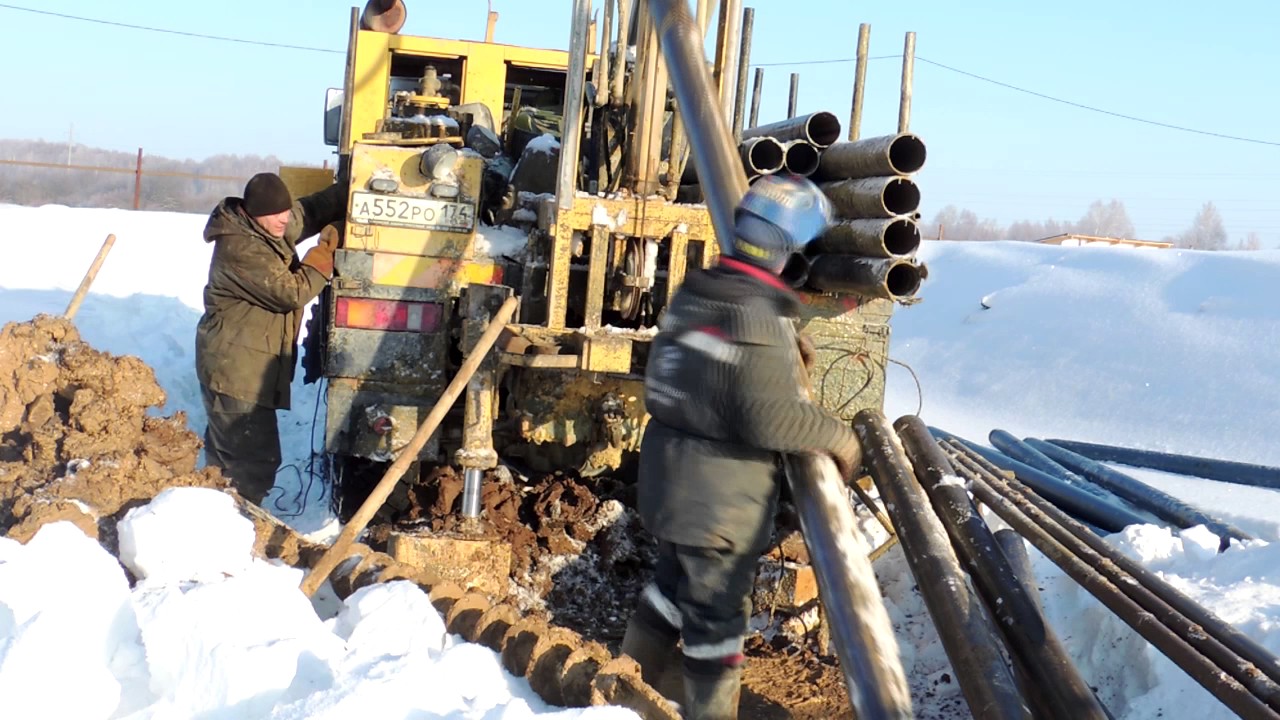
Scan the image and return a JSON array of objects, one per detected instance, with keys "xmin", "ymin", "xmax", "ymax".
[{"xmin": 292, "ymin": 0, "xmax": 927, "ymax": 522}]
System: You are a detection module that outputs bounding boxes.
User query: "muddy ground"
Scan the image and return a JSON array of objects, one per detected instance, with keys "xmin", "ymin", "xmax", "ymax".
[
  {"xmin": 0, "ymin": 315, "xmax": 228, "ymax": 548},
  {"xmin": 364, "ymin": 464, "xmax": 857, "ymax": 719}
]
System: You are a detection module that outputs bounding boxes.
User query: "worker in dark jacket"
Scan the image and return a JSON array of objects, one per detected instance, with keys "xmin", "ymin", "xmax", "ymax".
[
  {"xmin": 195, "ymin": 172, "xmax": 345, "ymax": 505},
  {"xmin": 620, "ymin": 175, "xmax": 863, "ymax": 720}
]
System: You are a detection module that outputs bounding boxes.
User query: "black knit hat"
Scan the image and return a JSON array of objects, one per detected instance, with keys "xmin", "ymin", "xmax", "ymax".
[{"xmin": 242, "ymin": 173, "xmax": 293, "ymax": 217}]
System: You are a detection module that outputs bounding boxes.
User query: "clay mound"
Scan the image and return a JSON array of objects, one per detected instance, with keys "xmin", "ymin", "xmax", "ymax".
[{"xmin": 0, "ymin": 314, "xmax": 229, "ymax": 543}]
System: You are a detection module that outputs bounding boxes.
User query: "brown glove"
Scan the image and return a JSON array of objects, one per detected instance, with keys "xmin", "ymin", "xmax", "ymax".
[
  {"xmin": 301, "ymin": 245, "xmax": 334, "ymax": 279},
  {"xmin": 317, "ymin": 222, "xmax": 341, "ymax": 252},
  {"xmin": 301, "ymin": 223, "xmax": 341, "ymax": 278},
  {"xmin": 830, "ymin": 434, "xmax": 863, "ymax": 482},
  {"xmin": 796, "ymin": 332, "xmax": 817, "ymax": 372}
]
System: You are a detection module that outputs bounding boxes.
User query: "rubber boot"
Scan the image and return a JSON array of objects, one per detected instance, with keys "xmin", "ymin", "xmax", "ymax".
[
  {"xmin": 682, "ymin": 657, "xmax": 744, "ymax": 720},
  {"xmin": 620, "ymin": 605, "xmax": 683, "ymax": 702}
]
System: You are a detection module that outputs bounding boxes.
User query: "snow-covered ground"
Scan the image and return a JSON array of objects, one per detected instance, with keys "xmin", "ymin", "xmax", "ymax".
[{"xmin": 2, "ymin": 202, "xmax": 1279, "ymax": 719}]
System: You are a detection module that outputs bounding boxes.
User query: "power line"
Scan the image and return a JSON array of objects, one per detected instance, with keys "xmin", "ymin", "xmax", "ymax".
[
  {"xmin": 753, "ymin": 55, "xmax": 899, "ymax": 67},
  {"xmin": 7, "ymin": 2, "xmax": 1278, "ymax": 148},
  {"xmin": 750, "ymin": 53, "xmax": 1280, "ymax": 147},
  {"xmin": 0, "ymin": 3, "xmax": 342, "ymax": 54},
  {"xmin": 914, "ymin": 56, "xmax": 1280, "ymax": 148}
]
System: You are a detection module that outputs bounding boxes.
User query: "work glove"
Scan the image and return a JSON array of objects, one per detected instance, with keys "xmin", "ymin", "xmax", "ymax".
[
  {"xmin": 796, "ymin": 332, "xmax": 817, "ymax": 372},
  {"xmin": 301, "ymin": 224, "xmax": 340, "ymax": 279},
  {"xmin": 830, "ymin": 433, "xmax": 863, "ymax": 482}
]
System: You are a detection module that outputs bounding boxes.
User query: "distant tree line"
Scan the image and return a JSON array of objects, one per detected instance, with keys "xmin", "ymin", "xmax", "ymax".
[
  {"xmin": 920, "ymin": 198, "xmax": 1264, "ymax": 251},
  {"xmin": 0, "ymin": 139, "xmax": 322, "ymax": 214}
]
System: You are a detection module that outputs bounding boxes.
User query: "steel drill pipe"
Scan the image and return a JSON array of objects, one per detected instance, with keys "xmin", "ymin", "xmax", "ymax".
[
  {"xmin": 945, "ymin": 442, "xmax": 1280, "ymax": 716},
  {"xmin": 782, "ymin": 139, "xmax": 821, "ymax": 176},
  {"xmin": 681, "ymin": 136, "xmax": 784, "ymax": 183},
  {"xmin": 741, "ymin": 136, "xmax": 785, "ymax": 175},
  {"xmin": 649, "ymin": 0, "xmax": 746, "ymax": 252},
  {"xmin": 1027, "ymin": 438, "xmax": 1253, "ymax": 549},
  {"xmin": 805, "ymin": 255, "xmax": 924, "ymax": 299},
  {"xmin": 895, "ymin": 416, "xmax": 1109, "ymax": 720},
  {"xmin": 815, "ymin": 133, "xmax": 928, "ymax": 181},
  {"xmin": 741, "ymin": 110, "xmax": 842, "ymax": 148},
  {"xmin": 994, "ymin": 527, "xmax": 1043, "ymax": 613},
  {"xmin": 950, "ymin": 438, "xmax": 1280, "ymax": 694},
  {"xmin": 783, "ymin": 453, "xmax": 915, "ymax": 720},
  {"xmin": 928, "ymin": 426, "xmax": 1148, "ymax": 533},
  {"xmin": 821, "ymin": 176, "xmax": 921, "ymax": 219},
  {"xmin": 854, "ymin": 410, "xmax": 1030, "ymax": 719},
  {"xmin": 808, "ymin": 217, "xmax": 922, "ymax": 258},
  {"xmin": 989, "ymin": 429, "xmax": 1127, "ymax": 502},
  {"xmin": 1045, "ymin": 438, "xmax": 1280, "ymax": 490}
]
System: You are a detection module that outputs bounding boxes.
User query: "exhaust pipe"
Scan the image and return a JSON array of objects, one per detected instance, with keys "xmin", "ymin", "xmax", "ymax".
[
  {"xmin": 816, "ymin": 133, "xmax": 927, "ymax": 181},
  {"xmin": 782, "ymin": 140, "xmax": 821, "ymax": 176},
  {"xmin": 805, "ymin": 255, "xmax": 925, "ymax": 300},
  {"xmin": 821, "ymin": 177, "xmax": 921, "ymax": 219},
  {"xmin": 360, "ymin": 0, "xmax": 406, "ymax": 33},
  {"xmin": 741, "ymin": 110, "xmax": 842, "ymax": 148},
  {"xmin": 809, "ymin": 218, "xmax": 921, "ymax": 258}
]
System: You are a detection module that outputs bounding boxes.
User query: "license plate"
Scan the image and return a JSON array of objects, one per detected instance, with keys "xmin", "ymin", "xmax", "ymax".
[{"xmin": 349, "ymin": 191, "xmax": 476, "ymax": 232}]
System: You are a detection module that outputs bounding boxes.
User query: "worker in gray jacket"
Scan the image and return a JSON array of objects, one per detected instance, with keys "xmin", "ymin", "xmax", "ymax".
[{"xmin": 621, "ymin": 175, "xmax": 863, "ymax": 720}]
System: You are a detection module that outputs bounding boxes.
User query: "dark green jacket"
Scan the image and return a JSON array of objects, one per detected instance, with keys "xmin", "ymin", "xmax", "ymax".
[
  {"xmin": 637, "ymin": 259, "xmax": 860, "ymax": 553},
  {"xmin": 195, "ymin": 183, "xmax": 345, "ymax": 410}
]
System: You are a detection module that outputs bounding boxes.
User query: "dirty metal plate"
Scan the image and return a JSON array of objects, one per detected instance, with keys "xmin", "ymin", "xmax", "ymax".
[
  {"xmin": 324, "ymin": 380, "xmax": 444, "ymax": 461},
  {"xmin": 350, "ymin": 191, "xmax": 477, "ymax": 232},
  {"xmin": 326, "ymin": 326, "xmax": 448, "ymax": 386}
]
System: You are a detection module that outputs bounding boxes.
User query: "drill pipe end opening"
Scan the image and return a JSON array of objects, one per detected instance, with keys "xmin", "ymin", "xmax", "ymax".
[
  {"xmin": 805, "ymin": 111, "xmax": 842, "ymax": 147},
  {"xmin": 886, "ymin": 261, "xmax": 924, "ymax": 298},
  {"xmin": 783, "ymin": 141, "xmax": 821, "ymax": 176},
  {"xmin": 743, "ymin": 137, "xmax": 785, "ymax": 175},
  {"xmin": 888, "ymin": 134, "xmax": 928, "ymax": 175},
  {"xmin": 884, "ymin": 218, "xmax": 922, "ymax": 256},
  {"xmin": 883, "ymin": 178, "xmax": 921, "ymax": 217}
]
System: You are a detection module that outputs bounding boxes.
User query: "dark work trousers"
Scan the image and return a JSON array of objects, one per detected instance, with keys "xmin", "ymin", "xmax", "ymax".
[
  {"xmin": 644, "ymin": 540, "xmax": 760, "ymax": 662},
  {"xmin": 200, "ymin": 385, "xmax": 281, "ymax": 505}
]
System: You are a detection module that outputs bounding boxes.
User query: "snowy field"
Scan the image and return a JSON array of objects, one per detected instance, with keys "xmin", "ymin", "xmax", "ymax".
[{"xmin": 2, "ymin": 202, "xmax": 1279, "ymax": 719}]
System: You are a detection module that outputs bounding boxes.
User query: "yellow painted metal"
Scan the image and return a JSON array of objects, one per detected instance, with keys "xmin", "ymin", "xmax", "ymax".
[
  {"xmin": 278, "ymin": 166, "xmax": 335, "ymax": 200},
  {"xmin": 370, "ymin": 253, "xmax": 503, "ymax": 291},
  {"xmin": 343, "ymin": 143, "xmax": 484, "ymax": 259},
  {"xmin": 546, "ymin": 195, "xmax": 719, "ymax": 329},
  {"xmin": 346, "ymin": 30, "xmax": 580, "ymax": 154},
  {"xmin": 582, "ymin": 335, "xmax": 633, "ymax": 374}
]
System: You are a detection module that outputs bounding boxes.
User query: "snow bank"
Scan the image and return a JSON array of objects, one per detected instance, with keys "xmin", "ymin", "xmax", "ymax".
[{"xmin": 0, "ymin": 489, "xmax": 640, "ymax": 719}]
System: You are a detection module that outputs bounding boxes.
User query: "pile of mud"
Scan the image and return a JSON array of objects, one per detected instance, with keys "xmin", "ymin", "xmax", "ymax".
[
  {"xmin": 378, "ymin": 466, "xmax": 656, "ymax": 644},
  {"xmin": 0, "ymin": 315, "xmax": 228, "ymax": 544}
]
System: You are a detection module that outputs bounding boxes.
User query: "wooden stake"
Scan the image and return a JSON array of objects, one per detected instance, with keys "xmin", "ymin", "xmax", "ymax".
[
  {"xmin": 64, "ymin": 234, "xmax": 116, "ymax": 321},
  {"xmin": 300, "ymin": 295, "xmax": 519, "ymax": 598}
]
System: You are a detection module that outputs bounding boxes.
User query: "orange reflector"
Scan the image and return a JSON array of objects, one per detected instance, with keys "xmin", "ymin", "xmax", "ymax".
[{"xmin": 334, "ymin": 298, "xmax": 443, "ymax": 333}]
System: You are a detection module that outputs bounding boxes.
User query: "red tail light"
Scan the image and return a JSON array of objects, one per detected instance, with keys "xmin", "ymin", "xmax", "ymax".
[{"xmin": 334, "ymin": 298, "xmax": 443, "ymax": 333}]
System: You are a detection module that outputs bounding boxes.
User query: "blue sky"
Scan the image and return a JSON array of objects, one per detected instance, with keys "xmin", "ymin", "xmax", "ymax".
[{"xmin": 2, "ymin": 0, "xmax": 1277, "ymax": 244}]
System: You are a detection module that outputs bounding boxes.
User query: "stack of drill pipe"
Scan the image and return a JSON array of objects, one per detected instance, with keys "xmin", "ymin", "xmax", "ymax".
[
  {"xmin": 797, "ymin": 132, "xmax": 929, "ymax": 301},
  {"xmin": 680, "ymin": 135, "xmax": 786, "ymax": 187},
  {"xmin": 1025, "ymin": 438, "xmax": 1254, "ymax": 550},
  {"xmin": 928, "ymin": 426, "xmax": 1148, "ymax": 534},
  {"xmin": 1044, "ymin": 438, "xmax": 1280, "ymax": 490},
  {"xmin": 852, "ymin": 410, "xmax": 1032, "ymax": 719},
  {"xmin": 894, "ymin": 416, "xmax": 1109, "ymax": 720},
  {"xmin": 939, "ymin": 438, "xmax": 1280, "ymax": 720}
]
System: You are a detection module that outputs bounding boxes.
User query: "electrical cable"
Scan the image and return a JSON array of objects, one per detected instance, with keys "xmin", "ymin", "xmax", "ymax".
[
  {"xmin": 0, "ymin": 2, "xmax": 342, "ymax": 54},
  {"xmin": 4, "ymin": 2, "xmax": 1273, "ymax": 146}
]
